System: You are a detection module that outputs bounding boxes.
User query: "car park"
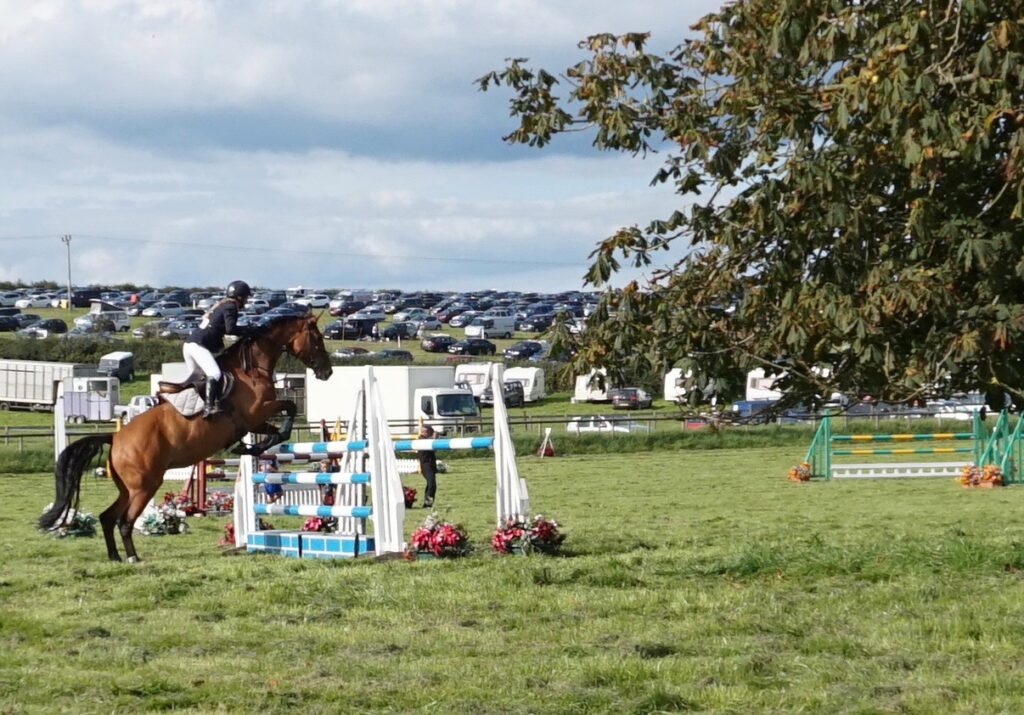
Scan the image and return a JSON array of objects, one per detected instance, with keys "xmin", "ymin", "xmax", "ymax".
[
  {"xmin": 448, "ymin": 338, "xmax": 497, "ymax": 356},
  {"xmin": 610, "ymin": 387, "xmax": 653, "ymax": 410},
  {"xmin": 421, "ymin": 334, "xmax": 457, "ymax": 353}
]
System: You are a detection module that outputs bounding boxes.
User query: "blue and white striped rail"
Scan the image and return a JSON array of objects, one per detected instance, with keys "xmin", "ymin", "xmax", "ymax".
[
  {"xmin": 271, "ymin": 436, "xmax": 495, "ymax": 456},
  {"xmin": 251, "ymin": 471, "xmax": 371, "ymax": 485},
  {"xmin": 254, "ymin": 504, "xmax": 374, "ymax": 518},
  {"xmin": 393, "ymin": 437, "xmax": 494, "ymax": 451}
]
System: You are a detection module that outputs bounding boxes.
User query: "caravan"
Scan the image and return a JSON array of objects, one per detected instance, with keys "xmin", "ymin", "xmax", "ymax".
[
  {"xmin": 572, "ymin": 368, "xmax": 611, "ymax": 403},
  {"xmin": 454, "ymin": 362, "xmax": 493, "ymax": 400},
  {"xmin": 504, "ymin": 367, "xmax": 546, "ymax": 402}
]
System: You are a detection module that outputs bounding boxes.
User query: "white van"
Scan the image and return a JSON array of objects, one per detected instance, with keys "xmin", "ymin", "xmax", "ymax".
[{"xmin": 464, "ymin": 313, "xmax": 516, "ymax": 339}]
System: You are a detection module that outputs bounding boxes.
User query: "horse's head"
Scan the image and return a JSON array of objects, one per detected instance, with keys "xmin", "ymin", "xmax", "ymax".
[{"xmin": 285, "ymin": 314, "xmax": 333, "ymax": 381}]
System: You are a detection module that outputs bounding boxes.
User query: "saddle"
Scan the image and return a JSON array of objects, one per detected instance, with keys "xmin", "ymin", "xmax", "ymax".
[{"xmin": 157, "ymin": 370, "xmax": 235, "ymax": 418}]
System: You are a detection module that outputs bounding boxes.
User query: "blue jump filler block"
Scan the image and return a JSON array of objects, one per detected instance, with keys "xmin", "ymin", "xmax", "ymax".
[
  {"xmin": 300, "ymin": 533, "xmax": 376, "ymax": 559},
  {"xmin": 247, "ymin": 530, "xmax": 302, "ymax": 557}
]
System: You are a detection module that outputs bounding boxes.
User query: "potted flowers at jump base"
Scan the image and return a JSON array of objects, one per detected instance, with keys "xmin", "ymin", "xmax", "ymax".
[
  {"xmin": 491, "ymin": 514, "xmax": 565, "ymax": 555},
  {"xmin": 406, "ymin": 513, "xmax": 472, "ymax": 560}
]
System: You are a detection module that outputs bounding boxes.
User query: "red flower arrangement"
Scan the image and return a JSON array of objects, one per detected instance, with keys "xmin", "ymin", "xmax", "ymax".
[
  {"xmin": 219, "ymin": 518, "xmax": 275, "ymax": 546},
  {"xmin": 958, "ymin": 464, "xmax": 1003, "ymax": 488},
  {"xmin": 491, "ymin": 514, "xmax": 565, "ymax": 555},
  {"xmin": 206, "ymin": 491, "xmax": 234, "ymax": 513},
  {"xmin": 407, "ymin": 514, "xmax": 471, "ymax": 558},
  {"xmin": 787, "ymin": 462, "xmax": 811, "ymax": 482},
  {"xmin": 403, "ymin": 486, "xmax": 417, "ymax": 508},
  {"xmin": 302, "ymin": 516, "xmax": 338, "ymax": 533},
  {"xmin": 162, "ymin": 491, "xmax": 200, "ymax": 516}
]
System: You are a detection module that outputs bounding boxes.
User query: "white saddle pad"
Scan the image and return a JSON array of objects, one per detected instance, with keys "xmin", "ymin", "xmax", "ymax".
[{"xmin": 164, "ymin": 389, "xmax": 205, "ymax": 418}]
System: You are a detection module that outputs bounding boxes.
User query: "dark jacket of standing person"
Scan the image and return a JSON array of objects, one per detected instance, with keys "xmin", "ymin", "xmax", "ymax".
[{"xmin": 417, "ymin": 425, "xmax": 438, "ymax": 508}]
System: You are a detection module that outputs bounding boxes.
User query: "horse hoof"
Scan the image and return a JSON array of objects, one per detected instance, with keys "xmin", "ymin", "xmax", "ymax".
[{"xmin": 127, "ymin": 556, "xmax": 141, "ymax": 564}]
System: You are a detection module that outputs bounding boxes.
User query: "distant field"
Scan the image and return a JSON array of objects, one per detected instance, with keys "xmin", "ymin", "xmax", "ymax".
[{"xmin": 5, "ymin": 446, "xmax": 1024, "ymax": 712}]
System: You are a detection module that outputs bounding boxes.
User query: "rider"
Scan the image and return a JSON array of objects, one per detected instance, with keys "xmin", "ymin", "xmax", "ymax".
[{"xmin": 183, "ymin": 280, "xmax": 253, "ymax": 418}]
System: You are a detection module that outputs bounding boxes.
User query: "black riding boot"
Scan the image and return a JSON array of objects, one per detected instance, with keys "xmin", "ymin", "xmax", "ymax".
[{"xmin": 204, "ymin": 377, "xmax": 223, "ymax": 419}]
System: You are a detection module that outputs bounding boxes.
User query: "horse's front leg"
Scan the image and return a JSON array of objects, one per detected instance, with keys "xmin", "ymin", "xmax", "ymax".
[{"xmin": 231, "ymin": 400, "xmax": 297, "ymax": 455}]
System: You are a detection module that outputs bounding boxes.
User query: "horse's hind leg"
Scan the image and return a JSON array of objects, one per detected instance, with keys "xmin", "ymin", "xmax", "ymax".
[{"xmin": 99, "ymin": 483, "xmax": 130, "ymax": 562}]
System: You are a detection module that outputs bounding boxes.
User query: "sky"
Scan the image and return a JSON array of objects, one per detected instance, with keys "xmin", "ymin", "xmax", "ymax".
[{"xmin": 0, "ymin": 0, "xmax": 724, "ymax": 293}]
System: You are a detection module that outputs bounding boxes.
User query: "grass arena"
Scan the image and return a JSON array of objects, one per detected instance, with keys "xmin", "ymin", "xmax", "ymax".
[{"xmin": 5, "ymin": 434, "xmax": 1024, "ymax": 712}]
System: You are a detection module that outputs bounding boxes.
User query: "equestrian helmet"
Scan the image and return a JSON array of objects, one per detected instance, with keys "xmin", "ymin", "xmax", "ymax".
[{"xmin": 226, "ymin": 280, "xmax": 252, "ymax": 300}]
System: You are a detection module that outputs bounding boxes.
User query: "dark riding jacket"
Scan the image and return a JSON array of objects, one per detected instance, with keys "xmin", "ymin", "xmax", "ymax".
[{"xmin": 186, "ymin": 300, "xmax": 247, "ymax": 353}]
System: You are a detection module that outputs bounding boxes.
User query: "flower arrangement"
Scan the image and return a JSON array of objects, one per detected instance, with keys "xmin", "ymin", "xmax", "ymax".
[
  {"xmin": 958, "ymin": 464, "xmax": 1003, "ymax": 488},
  {"xmin": 138, "ymin": 503, "xmax": 189, "ymax": 536},
  {"xmin": 787, "ymin": 462, "xmax": 811, "ymax": 482},
  {"xmin": 403, "ymin": 486, "xmax": 417, "ymax": 508},
  {"xmin": 206, "ymin": 491, "xmax": 234, "ymax": 513},
  {"xmin": 302, "ymin": 516, "xmax": 338, "ymax": 533},
  {"xmin": 407, "ymin": 513, "xmax": 472, "ymax": 558},
  {"xmin": 219, "ymin": 521, "xmax": 235, "ymax": 546},
  {"xmin": 162, "ymin": 491, "xmax": 200, "ymax": 516},
  {"xmin": 40, "ymin": 507, "xmax": 97, "ymax": 538},
  {"xmin": 219, "ymin": 518, "xmax": 275, "ymax": 546},
  {"xmin": 491, "ymin": 514, "xmax": 565, "ymax": 555}
]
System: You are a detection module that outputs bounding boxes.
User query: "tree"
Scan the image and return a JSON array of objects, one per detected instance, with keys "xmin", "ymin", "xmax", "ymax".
[{"xmin": 478, "ymin": 0, "xmax": 1024, "ymax": 409}]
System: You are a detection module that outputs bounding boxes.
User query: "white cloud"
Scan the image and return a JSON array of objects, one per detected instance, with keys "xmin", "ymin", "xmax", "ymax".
[{"xmin": 0, "ymin": 0, "xmax": 724, "ymax": 290}]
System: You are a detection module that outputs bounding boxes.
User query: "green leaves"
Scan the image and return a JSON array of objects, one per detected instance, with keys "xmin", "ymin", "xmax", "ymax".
[{"xmin": 481, "ymin": 0, "xmax": 1024, "ymax": 406}]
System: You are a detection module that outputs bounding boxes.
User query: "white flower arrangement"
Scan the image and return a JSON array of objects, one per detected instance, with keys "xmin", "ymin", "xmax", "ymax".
[
  {"xmin": 40, "ymin": 505, "xmax": 97, "ymax": 538},
  {"xmin": 136, "ymin": 502, "xmax": 189, "ymax": 536}
]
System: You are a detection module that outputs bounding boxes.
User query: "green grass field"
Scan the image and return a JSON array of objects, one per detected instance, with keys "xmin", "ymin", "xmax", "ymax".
[{"xmin": 5, "ymin": 445, "xmax": 1024, "ymax": 713}]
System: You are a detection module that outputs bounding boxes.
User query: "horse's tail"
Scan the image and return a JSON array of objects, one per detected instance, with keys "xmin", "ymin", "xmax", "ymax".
[{"xmin": 38, "ymin": 434, "xmax": 113, "ymax": 531}]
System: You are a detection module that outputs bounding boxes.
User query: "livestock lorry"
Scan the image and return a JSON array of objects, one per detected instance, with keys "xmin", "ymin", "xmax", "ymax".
[
  {"xmin": 0, "ymin": 359, "xmax": 98, "ymax": 410},
  {"xmin": 305, "ymin": 365, "xmax": 479, "ymax": 435}
]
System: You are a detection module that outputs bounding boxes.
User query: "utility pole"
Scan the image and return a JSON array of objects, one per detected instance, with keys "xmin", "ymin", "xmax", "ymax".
[{"xmin": 61, "ymin": 235, "xmax": 72, "ymax": 311}]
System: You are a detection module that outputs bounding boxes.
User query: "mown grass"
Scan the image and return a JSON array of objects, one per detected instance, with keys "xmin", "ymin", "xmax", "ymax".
[{"xmin": 5, "ymin": 446, "xmax": 1024, "ymax": 713}]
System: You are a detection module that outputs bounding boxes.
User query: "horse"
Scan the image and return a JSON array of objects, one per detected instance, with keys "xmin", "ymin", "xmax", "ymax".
[{"xmin": 38, "ymin": 313, "xmax": 334, "ymax": 562}]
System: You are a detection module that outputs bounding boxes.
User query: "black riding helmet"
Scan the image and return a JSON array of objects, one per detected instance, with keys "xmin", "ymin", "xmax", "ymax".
[{"xmin": 226, "ymin": 280, "xmax": 252, "ymax": 301}]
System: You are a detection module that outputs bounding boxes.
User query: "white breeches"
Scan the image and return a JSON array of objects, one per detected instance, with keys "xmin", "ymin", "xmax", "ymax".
[{"xmin": 182, "ymin": 342, "xmax": 222, "ymax": 381}]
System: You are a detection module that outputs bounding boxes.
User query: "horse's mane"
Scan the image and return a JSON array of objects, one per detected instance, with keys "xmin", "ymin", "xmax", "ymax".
[{"xmin": 217, "ymin": 313, "xmax": 307, "ymax": 367}]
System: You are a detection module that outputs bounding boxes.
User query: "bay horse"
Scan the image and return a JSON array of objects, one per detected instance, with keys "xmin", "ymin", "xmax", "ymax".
[{"xmin": 38, "ymin": 313, "xmax": 333, "ymax": 562}]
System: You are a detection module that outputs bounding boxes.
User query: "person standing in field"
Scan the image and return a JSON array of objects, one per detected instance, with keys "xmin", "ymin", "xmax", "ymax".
[{"xmin": 417, "ymin": 424, "xmax": 438, "ymax": 509}]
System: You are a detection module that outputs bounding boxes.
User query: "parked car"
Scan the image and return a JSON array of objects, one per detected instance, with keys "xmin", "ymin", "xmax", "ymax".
[
  {"xmin": 448, "ymin": 338, "xmax": 497, "ymax": 356},
  {"xmin": 14, "ymin": 313, "xmax": 42, "ymax": 329},
  {"xmin": 263, "ymin": 302, "xmax": 312, "ymax": 318},
  {"xmin": 380, "ymin": 321, "xmax": 419, "ymax": 340},
  {"xmin": 328, "ymin": 299, "xmax": 366, "ymax": 317},
  {"xmin": 246, "ymin": 299, "xmax": 270, "ymax": 314},
  {"xmin": 421, "ymin": 334, "xmax": 457, "ymax": 353},
  {"xmin": 197, "ymin": 295, "xmax": 225, "ymax": 310},
  {"xmin": 142, "ymin": 301, "xmax": 185, "ymax": 318},
  {"xmin": 14, "ymin": 293, "xmax": 54, "ymax": 309},
  {"xmin": 0, "ymin": 291, "xmax": 22, "ymax": 307},
  {"xmin": 62, "ymin": 324, "xmax": 116, "ymax": 341},
  {"xmin": 565, "ymin": 416, "xmax": 645, "ymax": 434},
  {"xmin": 133, "ymin": 318, "xmax": 173, "ymax": 339},
  {"xmin": 295, "ymin": 293, "xmax": 331, "ymax": 308},
  {"xmin": 413, "ymin": 316, "xmax": 443, "ymax": 332},
  {"xmin": 393, "ymin": 307, "xmax": 430, "ymax": 323},
  {"xmin": 0, "ymin": 315, "xmax": 21, "ymax": 331},
  {"xmin": 323, "ymin": 318, "xmax": 377, "ymax": 340},
  {"xmin": 159, "ymin": 317, "xmax": 201, "ymax": 339},
  {"xmin": 503, "ymin": 340, "xmax": 547, "ymax": 360},
  {"xmin": 331, "ymin": 347, "xmax": 374, "ymax": 360},
  {"xmin": 610, "ymin": 387, "xmax": 653, "ymax": 410},
  {"xmin": 374, "ymin": 349, "xmax": 414, "ymax": 362},
  {"xmin": 480, "ymin": 380, "xmax": 526, "ymax": 408},
  {"xmin": 349, "ymin": 307, "xmax": 388, "ymax": 322},
  {"xmin": 518, "ymin": 313, "xmax": 556, "ymax": 332},
  {"xmin": 449, "ymin": 311, "xmax": 481, "ymax": 328},
  {"xmin": 17, "ymin": 318, "xmax": 68, "ymax": 338}
]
